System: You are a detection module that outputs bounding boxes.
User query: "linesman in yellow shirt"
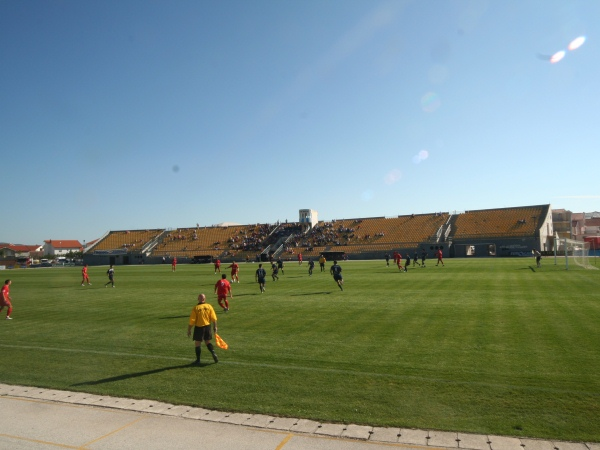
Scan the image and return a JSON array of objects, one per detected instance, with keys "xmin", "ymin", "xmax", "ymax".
[
  {"xmin": 187, "ymin": 294, "xmax": 219, "ymax": 365},
  {"xmin": 319, "ymin": 255, "xmax": 326, "ymax": 272}
]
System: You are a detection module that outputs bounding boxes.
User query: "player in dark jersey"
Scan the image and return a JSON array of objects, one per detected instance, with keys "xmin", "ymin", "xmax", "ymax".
[
  {"xmin": 308, "ymin": 258, "xmax": 315, "ymax": 276},
  {"xmin": 330, "ymin": 261, "xmax": 343, "ymax": 291},
  {"xmin": 105, "ymin": 265, "xmax": 115, "ymax": 287},
  {"xmin": 255, "ymin": 264, "xmax": 267, "ymax": 293}
]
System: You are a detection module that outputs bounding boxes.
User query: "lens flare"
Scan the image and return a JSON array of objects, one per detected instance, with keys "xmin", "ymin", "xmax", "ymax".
[
  {"xmin": 412, "ymin": 150, "xmax": 429, "ymax": 164},
  {"xmin": 550, "ymin": 50, "xmax": 565, "ymax": 64},
  {"xmin": 384, "ymin": 169, "xmax": 402, "ymax": 185},
  {"xmin": 421, "ymin": 92, "xmax": 441, "ymax": 113},
  {"xmin": 568, "ymin": 36, "xmax": 585, "ymax": 51}
]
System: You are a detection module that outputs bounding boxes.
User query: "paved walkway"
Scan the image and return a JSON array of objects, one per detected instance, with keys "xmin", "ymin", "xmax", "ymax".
[{"xmin": 1, "ymin": 384, "xmax": 597, "ymax": 450}]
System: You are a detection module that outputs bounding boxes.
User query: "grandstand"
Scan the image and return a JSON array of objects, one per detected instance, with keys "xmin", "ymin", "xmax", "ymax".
[
  {"xmin": 82, "ymin": 205, "xmax": 554, "ymax": 265},
  {"xmin": 449, "ymin": 205, "xmax": 552, "ymax": 257}
]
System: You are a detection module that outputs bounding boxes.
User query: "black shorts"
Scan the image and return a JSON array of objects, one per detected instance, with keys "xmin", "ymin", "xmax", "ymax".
[
  {"xmin": 333, "ymin": 274, "xmax": 343, "ymax": 282},
  {"xmin": 257, "ymin": 277, "xmax": 266, "ymax": 283},
  {"xmin": 193, "ymin": 325, "xmax": 212, "ymax": 342}
]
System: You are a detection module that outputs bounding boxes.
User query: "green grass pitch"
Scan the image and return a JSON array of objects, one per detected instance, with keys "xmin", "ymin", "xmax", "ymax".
[{"xmin": 0, "ymin": 257, "xmax": 599, "ymax": 442}]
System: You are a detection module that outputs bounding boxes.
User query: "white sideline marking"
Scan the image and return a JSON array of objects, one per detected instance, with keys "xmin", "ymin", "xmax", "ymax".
[{"xmin": 1, "ymin": 343, "xmax": 598, "ymax": 396}]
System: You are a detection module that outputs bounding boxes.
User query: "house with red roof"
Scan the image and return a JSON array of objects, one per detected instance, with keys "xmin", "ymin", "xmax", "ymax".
[
  {"xmin": 0, "ymin": 244, "xmax": 43, "ymax": 259},
  {"xmin": 43, "ymin": 239, "xmax": 83, "ymax": 257}
]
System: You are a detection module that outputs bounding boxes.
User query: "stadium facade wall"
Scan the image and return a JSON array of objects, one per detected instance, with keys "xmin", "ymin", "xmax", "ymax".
[{"xmin": 450, "ymin": 237, "xmax": 540, "ymax": 257}]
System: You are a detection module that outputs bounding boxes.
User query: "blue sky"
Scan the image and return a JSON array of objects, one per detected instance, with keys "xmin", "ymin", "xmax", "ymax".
[{"xmin": 1, "ymin": 0, "xmax": 598, "ymax": 245}]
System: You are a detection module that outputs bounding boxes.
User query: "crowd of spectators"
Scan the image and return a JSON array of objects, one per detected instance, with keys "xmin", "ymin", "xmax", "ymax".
[
  {"xmin": 283, "ymin": 220, "xmax": 386, "ymax": 252},
  {"xmin": 226, "ymin": 223, "xmax": 277, "ymax": 253}
]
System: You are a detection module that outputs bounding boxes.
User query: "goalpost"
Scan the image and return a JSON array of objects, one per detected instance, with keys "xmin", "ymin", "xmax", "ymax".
[{"xmin": 554, "ymin": 237, "xmax": 597, "ymax": 270}]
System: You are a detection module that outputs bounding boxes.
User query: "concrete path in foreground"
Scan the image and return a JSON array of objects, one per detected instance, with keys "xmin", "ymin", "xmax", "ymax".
[{"xmin": 1, "ymin": 384, "xmax": 597, "ymax": 450}]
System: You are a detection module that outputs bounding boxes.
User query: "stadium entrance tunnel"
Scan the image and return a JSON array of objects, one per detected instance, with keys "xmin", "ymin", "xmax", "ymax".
[
  {"xmin": 322, "ymin": 251, "xmax": 346, "ymax": 261},
  {"xmin": 192, "ymin": 256, "xmax": 213, "ymax": 264}
]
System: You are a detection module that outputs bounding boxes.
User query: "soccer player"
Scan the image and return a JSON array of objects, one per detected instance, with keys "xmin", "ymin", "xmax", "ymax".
[
  {"xmin": 187, "ymin": 294, "xmax": 219, "ymax": 365},
  {"xmin": 533, "ymin": 249, "xmax": 542, "ymax": 268},
  {"xmin": 214, "ymin": 274, "xmax": 232, "ymax": 312},
  {"xmin": 436, "ymin": 249, "xmax": 444, "ymax": 266},
  {"xmin": 227, "ymin": 261, "xmax": 240, "ymax": 283},
  {"xmin": 276, "ymin": 258, "xmax": 284, "ymax": 275},
  {"xmin": 297, "ymin": 253, "xmax": 303, "ymax": 265},
  {"xmin": 413, "ymin": 251, "xmax": 420, "ymax": 267},
  {"xmin": 214, "ymin": 258, "xmax": 221, "ymax": 274},
  {"xmin": 255, "ymin": 263, "xmax": 267, "ymax": 293},
  {"xmin": 271, "ymin": 262, "xmax": 279, "ymax": 281},
  {"xmin": 81, "ymin": 264, "xmax": 92, "ymax": 286},
  {"xmin": 105, "ymin": 265, "xmax": 115, "ymax": 287},
  {"xmin": 421, "ymin": 250, "xmax": 427, "ymax": 268},
  {"xmin": 330, "ymin": 261, "xmax": 344, "ymax": 291},
  {"xmin": 1, "ymin": 279, "xmax": 13, "ymax": 320},
  {"xmin": 308, "ymin": 258, "xmax": 315, "ymax": 276},
  {"xmin": 385, "ymin": 253, "xmax": 390, "ymax": 267},
  {"xmin": 319, "ymin": 254, "xmax": 326, "ymax": 272},
  {"xmin": 404, "ymin": 253, "xmax": 411, "ymax": 272},
  {"xmin": 171, "ymin": 257, "xmax": 177, "ymax": 272},
  {"xmin": 396, "ymin": 253, "xmax": 403, "ymax": 271}
]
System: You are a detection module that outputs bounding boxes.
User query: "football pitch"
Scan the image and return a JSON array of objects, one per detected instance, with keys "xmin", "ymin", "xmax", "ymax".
[{"xmin": 1, "ymin": 258, "xmax": 599, "ymax": 442}]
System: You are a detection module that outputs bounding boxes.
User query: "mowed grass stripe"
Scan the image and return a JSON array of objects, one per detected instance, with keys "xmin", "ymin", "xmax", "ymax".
[{"xmin": 0, "ymin": 259, "xmax": 598, "ymax": 441}]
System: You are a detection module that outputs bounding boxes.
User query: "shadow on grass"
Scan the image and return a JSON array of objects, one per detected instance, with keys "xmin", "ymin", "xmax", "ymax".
[
  {"xmin": 518, "ymin": 266, "xmax": 537, "ymax": 272},
  {"xmin": 71, "ymin": 363, "xmax": 199, "ymax": 386}
]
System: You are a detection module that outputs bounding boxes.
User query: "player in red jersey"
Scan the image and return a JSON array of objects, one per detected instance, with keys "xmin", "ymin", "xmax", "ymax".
[
  {"xmin": 214, "ymin": 258, "xmax": 221, "ymax": 274},
  {"xmin": 297, "ymin": 253, "xmax": 303, "ymax": 265},
  {"xmin": 396, "ymin": 253, "xmax": 403, "ymax": 271},
  {"xmin": 1, "ymin": 279, "xmax": 13, "ymax": 319},
  {"xmin": 227, "ymin": 261, "xmax": 240, "ymax": 283},
  {"xmin": 214, "ymin": 274, "xmax": 232, "ymax": 312},
  {"xmin": 171, "ymin": 257, "xmax": 177, "ymax": 272},
  {"xmin": 81, "ymin": 264, "xmax": 91, "ymax": 286},
  {"xmin": 436, "ymin": 249, "xmax": 444, "ymax": 266}
]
